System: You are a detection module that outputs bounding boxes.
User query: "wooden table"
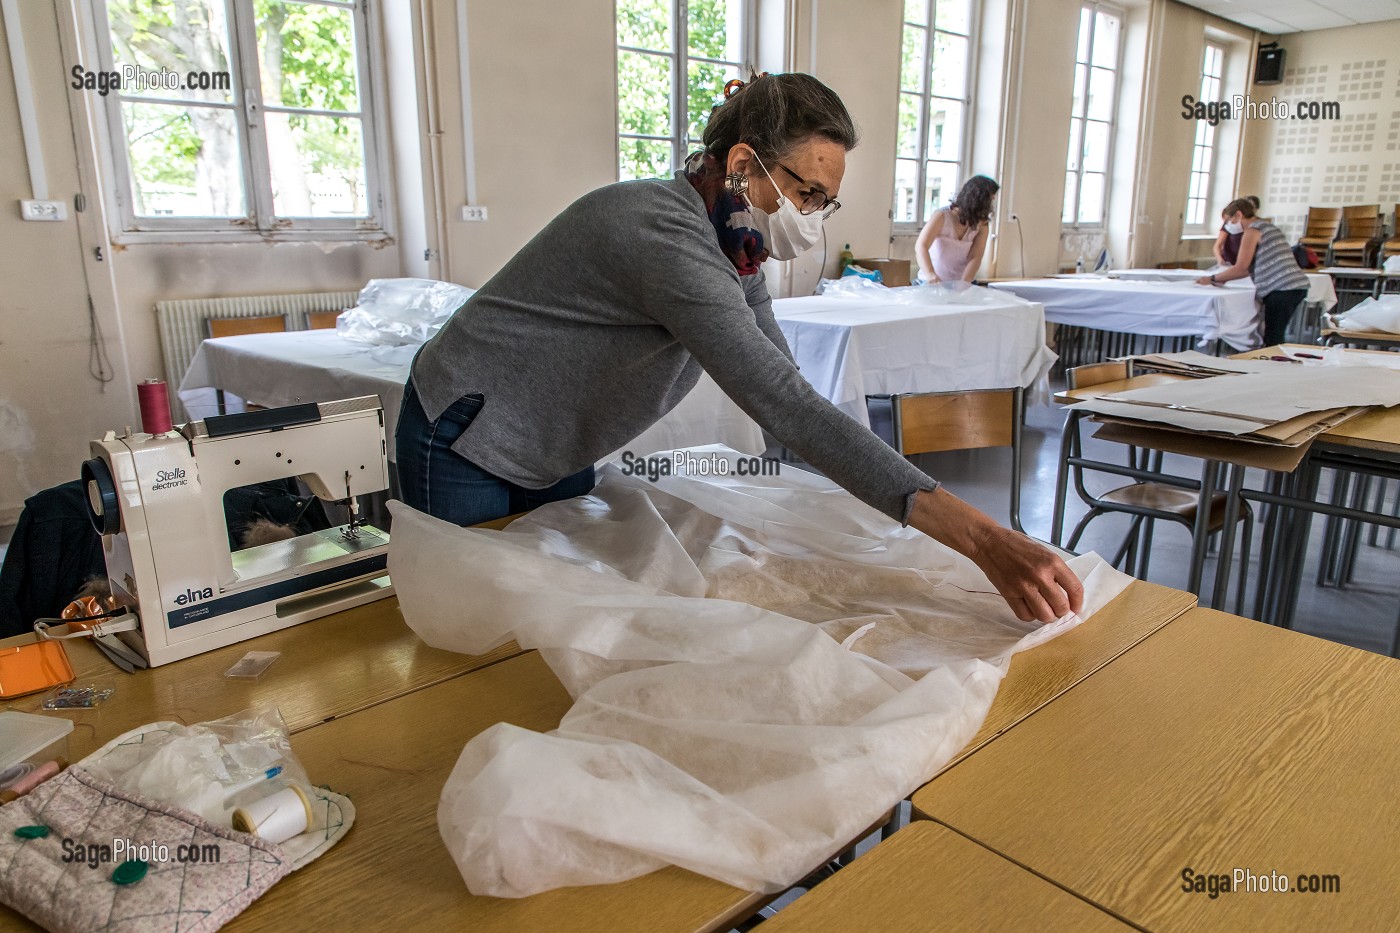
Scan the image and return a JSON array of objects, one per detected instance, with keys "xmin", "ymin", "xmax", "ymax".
[
  {"xmin": 947, "ymin": 579, "xmax": 1193, "ymax": 770},
  {"xmin": 0, "ymin": 577, "xmax": 1192, "ymax": 932},
  {"xmin": 758, "ymin": 821, "xmax": 1133, "ymax": 932},
  {"xmin": 912, "ymin": 607, "xmax": 1400, "ymax": 931},
  {"xmin": 0, "ymin": 597, "xmax": 522, "ymax": 759}
]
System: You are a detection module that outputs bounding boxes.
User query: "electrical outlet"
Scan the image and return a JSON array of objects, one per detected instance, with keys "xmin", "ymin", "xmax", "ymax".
[
  {"xmin": 20, "ymin": 199, "xmax": 68, "ymax": 221},
  {"xmin": 460, "ymin": 205, "xmax": 489, "ymax": 222}
]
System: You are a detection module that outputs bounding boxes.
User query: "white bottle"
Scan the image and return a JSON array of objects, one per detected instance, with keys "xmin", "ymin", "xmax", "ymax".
[{"xmin": 1075, "ymin": 257, "xmax": 1085, "ymax": 274}]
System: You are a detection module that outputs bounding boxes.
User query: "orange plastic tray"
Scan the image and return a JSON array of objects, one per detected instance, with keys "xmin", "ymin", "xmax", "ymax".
[{"xmin": 0, "ymin": 640, "xmax": 76, "ymax": 698}]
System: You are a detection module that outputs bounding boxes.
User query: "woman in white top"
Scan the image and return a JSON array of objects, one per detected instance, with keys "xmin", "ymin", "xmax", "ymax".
[{"xmin": 914, "ymin": 175, "xmax": 998, "ymax": 284}]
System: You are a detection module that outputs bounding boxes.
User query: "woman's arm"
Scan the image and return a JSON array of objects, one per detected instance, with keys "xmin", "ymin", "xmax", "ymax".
[
  {"xmin": 962, "ymin": 221, "xmax": 991, "ymax": 283},
  {"xmin": 914, "ymin": 211, "xmax": 944, "ymax": 282},
  {"xmin": 1198, "ymin": 228, "xmax": 1259, "ymax": 285},
  {"xmin": 1211, "ymin": 228, "xmax": 1227, "ymax": 266}
]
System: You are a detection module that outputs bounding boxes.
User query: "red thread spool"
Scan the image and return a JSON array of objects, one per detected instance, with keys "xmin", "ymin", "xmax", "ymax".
[{"xmin": 137, "ymin": 379, "xmax": 173, "ymax": 435}]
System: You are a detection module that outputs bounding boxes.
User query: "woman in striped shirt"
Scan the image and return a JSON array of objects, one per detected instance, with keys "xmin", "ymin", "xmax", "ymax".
[{"xmin": 1197, "ymin": 198, "xmax": 1309, "ymax": 346}]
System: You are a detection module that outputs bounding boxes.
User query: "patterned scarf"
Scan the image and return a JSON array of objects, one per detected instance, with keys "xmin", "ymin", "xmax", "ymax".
[{"xmin": 684, "ymin": 151, "xmax": 768, "ymax": 276}]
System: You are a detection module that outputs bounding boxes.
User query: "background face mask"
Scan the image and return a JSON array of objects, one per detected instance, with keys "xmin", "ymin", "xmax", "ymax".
[{"xmin": 749, "ymin": 154, "xmax": 824, "ymax": 261}]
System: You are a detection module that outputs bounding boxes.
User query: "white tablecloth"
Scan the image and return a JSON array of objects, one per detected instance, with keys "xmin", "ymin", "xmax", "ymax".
[
  {"xmin": 773, "ymin": 288, "xmax": 1056, "ymax": 425},
  {"xmin": 177, "ymin": 332, "xmax": 766, "ymax": 463},
  {"xmin": 1065, "ymin": 268, "xmax": 1337, "ymax": 311},
  {"xmin": 989, "ymin": 276, "xmax": 1261, "ymax": 348}
]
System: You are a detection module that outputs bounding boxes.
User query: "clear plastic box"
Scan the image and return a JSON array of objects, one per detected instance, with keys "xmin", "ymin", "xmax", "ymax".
[{"xmin": 0, "ymin": 710, "xmax": 73, "ymax": 775}]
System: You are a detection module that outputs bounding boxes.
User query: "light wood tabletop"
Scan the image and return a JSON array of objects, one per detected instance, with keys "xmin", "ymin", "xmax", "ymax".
[
  {"xmin": 944, "ymin": 578, "xmax": 1194, "ymax": 771},
  {"xmin": 758, "ymin": 821, "xmax": 1133, "ymax": 932},
  {"xmin": 912, "ymin": 607, "xmax": 1400, "ymax": 932},
  {"xmin": 226, "ymin": 649, "xmax": 770, "ymax": 933},
  {"xmin": 0, "ymin": 597, "xmax": 522, "ymax": 758}
]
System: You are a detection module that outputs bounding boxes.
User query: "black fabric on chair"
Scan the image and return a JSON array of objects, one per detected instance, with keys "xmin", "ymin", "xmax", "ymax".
[{"xmin": 0, "ymin": 481, "xmax": 106, "ymax": 638}]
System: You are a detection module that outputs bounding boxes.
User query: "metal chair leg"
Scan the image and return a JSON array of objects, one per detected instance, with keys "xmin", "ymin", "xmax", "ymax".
[{"xmin": 1066, "ymin": 508, "xmax": 1106, "ymax": 552}]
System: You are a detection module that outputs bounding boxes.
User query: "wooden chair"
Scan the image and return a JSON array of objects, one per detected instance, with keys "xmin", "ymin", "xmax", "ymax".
[
  {"xmin": 1330, "ymin": 205, "xmax": 1383, "ymax": 267},
  {"xmin": 206, "ymin": 313, "xmax": 288, "ymax": 339},
  {"xmin": 866, "ymin": 387, "xmax": 1026, "ymax": 532},
  {"xmin": 206, "ymin": 313, "xmax": 288, "ymax": 412},
  {"xmin": 1050, "ymin": 362, "xmax": 1252, "ymax": 607},
  {"xmin": 307, "ymin": 310, "xmax": 342, "ymax": 330},
  {"xmin": 1382, "ymin": 204, "xmax": 1400, "ymax": 262},
  {"xmin": 1298, "ymin": 206, "xmax": 1342, "ymax": 257}
]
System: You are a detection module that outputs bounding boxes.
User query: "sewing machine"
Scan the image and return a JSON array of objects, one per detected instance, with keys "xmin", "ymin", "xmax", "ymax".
[{"xmin": 78, "ymin": 396, "xmax": 394, "ymax": 667}]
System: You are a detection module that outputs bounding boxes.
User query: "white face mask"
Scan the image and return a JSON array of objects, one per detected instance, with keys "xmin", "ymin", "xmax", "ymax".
[
  {"xmin": 1224, "ymin": 220, "xmax": 1244, "ymax": 235},
  {"xmin": 747, "ymin": 153, "xmax": 825, "ymax": 261}
]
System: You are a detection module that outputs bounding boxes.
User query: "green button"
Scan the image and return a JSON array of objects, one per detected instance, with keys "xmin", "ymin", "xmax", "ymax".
[
  {"xmin": 13, "ymin": 825, "xmax": 49, "ymax": 839},
  {"xmin": 112, "ymin": 860, "xmax": 147, "ymax": 885}
]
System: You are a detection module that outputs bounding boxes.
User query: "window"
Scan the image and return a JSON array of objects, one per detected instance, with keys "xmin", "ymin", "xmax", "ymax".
[
  {"xmin": 616, "ymin": 0, "xmax": 751, "ymax": 181},
  {"xmin": 93, "ymin": 0, "xmax": 385, "ymax": 238},
  {"xmin": 1062, "ymin": 2, "xmax": 1121, "ymax": 227},
  {"xmin": 894, "ymin": 0, "xmax": 975, "ymax": 227},
  {"xmin": 1185, "ymin": 43, "xmax": 1224, "ymax": 228}
]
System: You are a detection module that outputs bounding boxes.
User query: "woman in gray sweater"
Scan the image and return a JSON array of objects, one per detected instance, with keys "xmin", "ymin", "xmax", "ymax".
[{"xmin": 398, "ymin": 73, "xmax": 1081, "ymax": 624}]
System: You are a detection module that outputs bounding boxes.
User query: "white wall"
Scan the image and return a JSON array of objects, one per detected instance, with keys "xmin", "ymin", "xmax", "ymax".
[
  {"xmin": 0, "ymin": 0, "xmax": 131, "ymax": 524},
  {"xmin": 1238, "ymin": 19, "xmax": 1400, "ymax": 243}
]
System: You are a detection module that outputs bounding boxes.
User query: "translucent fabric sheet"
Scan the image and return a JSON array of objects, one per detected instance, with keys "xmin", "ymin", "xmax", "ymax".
[{"xmin": 388, "ymin": 449, "xmax": 1131, "ymax": 897}]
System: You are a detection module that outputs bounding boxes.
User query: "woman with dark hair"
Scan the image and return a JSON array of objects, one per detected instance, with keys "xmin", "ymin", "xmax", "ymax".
[
  {"xmin": 397, "ymin": 73, "xmax": 1080, "ymax": 624},
  {"xmin": 914, "ymin": 175, "xmax": 999, "ymax": 285},
  {"xmin": 1198, "ymin": 196, "xmax": 1307, "ymax": 346}
]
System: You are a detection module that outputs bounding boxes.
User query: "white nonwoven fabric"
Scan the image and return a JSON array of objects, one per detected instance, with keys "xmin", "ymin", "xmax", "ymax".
[{"xmin": 388, "ymin": 449, "xmax": 1132, "ymax": 897}]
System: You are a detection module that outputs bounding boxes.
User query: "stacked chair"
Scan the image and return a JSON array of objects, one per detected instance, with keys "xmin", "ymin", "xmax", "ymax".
[
  {"xmin": 1329, "ymin": 205, "xmax": 1384, "ymax": 267},
  {"xmin": 1298, "ymin": 207, "xmax": 1342, "ymax": 258}
]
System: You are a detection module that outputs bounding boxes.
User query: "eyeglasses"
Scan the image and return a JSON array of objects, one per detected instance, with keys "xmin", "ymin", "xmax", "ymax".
[{"xmin": 776, "ymin": 162, "xmax": 842, "ymax": 219}]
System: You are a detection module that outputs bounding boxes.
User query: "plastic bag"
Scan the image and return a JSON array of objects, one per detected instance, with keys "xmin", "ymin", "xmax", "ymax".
[
  {"xmin": 336, "ymin": 277, "xmax": 475, "ymax": 347},
  {"xmin": 389, "ymin": 447, "xmax": 1132, "ymax": 897},
  {"xmin": 1331, "ymin": 295, "xmax": 1400, "ymax": 334},
  {"xmin": 79, "ymin": 707, "xmax": 310, "ymax": 828}
]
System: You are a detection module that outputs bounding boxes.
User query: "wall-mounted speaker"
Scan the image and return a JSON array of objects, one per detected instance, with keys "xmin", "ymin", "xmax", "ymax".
[{"xmin": 1255, "ymin": 43, "xmax": 1285, "ymax": 85}]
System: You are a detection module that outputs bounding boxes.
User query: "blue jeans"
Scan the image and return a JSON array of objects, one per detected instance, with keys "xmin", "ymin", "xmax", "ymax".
[{"xmin": 395, "ymin": 381, "xmax": 595, "ymax": 527}]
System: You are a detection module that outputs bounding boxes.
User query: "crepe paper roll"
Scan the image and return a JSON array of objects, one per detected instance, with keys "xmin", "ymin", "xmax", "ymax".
[
  {"xmin": 137, "ymin": 379, "xmax": 172, "ymax": 435},
  {"xmin": 231, "ymin": 785, "xmax": 313, "ymax": 844}
]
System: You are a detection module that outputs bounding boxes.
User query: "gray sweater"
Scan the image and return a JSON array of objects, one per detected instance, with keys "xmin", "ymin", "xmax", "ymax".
[{"xmin": 410, "ymin": 173, "xmax": 939, "ymax": 523}]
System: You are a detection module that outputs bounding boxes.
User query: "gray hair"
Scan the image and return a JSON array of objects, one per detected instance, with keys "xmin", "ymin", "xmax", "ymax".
[{"xmin": 701, "ymin": 72, "xmax": 859, "ymax": 162}]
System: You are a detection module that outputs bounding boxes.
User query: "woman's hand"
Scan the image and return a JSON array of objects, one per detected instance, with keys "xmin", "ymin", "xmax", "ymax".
[
  {"xmin": 909, "ymin": 487, "xmax": 1084, "ymax": 623},
  {"xmin": 965, "ymin": 524, "xmax": 1085, "ymax": 623}
]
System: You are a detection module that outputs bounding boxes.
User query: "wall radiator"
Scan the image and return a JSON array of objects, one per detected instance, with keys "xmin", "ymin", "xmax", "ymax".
[{"xmin": 154, "ymin": 290, "xmax": 360, "ymax": 419}]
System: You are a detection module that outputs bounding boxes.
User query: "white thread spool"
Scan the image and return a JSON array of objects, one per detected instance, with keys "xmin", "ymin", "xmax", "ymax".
[{"xmin": 231, "ymin": 785, "xmax": 313, "ymax": 844}]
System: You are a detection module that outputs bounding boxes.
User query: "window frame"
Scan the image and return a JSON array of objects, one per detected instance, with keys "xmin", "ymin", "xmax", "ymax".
[
  {"xmin": 1061, "ymin": 0, "xmax": 1123, "ymax": 231},
  {"xmin": 1184, "ymin": 42, "xmax": 1224, "ymax": 233},
  {"xmin": 892, "ymin": 0, "xmax": 980, "ymax": 233},
  {"xmin": 86, "ymin": 0, "xmax": 393, "ymax": 243},
  {"xmin": 614, "ymin": 0, "xmax": 757, "ymax": 181}
]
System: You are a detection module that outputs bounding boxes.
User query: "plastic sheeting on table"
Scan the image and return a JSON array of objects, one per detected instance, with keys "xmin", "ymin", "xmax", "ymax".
[
  {"xmin": 1331, "ymin": 295, "xmax": 1400, "ymax": 334},
  {"xmin": 336, "ymin": 278, "xmax": 475, "ymax": 347},
  {"xmin": 388, "ymin": 448, "xmax": 1132, "ymax": 897}
]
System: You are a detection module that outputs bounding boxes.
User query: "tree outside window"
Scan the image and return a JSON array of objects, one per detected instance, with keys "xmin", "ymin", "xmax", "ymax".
[
  {"xmin": 616, "ymin": 0, "xmax": 750, "ymax": 181},
  {"xmin": 1062, "ymin": 2, "xmax": 1122, "ymax": 227},
  {"xmin": 894, "ymin": 0, "xmax": 975, "ymax": 228},
  {"xmin": 96, "ymin": 0, "xmax": 383, "ymax": 235}
]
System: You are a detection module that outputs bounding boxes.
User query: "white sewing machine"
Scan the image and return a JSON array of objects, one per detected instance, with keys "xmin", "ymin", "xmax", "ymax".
[{"xmin": 77, "ymin": 396, "xmax": 394, "ymax": 667}]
